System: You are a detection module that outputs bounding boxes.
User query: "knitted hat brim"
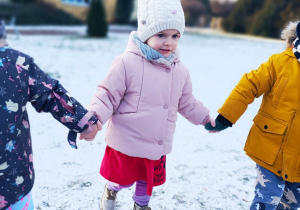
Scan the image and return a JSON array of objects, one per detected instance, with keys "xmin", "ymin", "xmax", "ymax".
[{"xmin": 138, "ymin": 22, "xmax": 184, "ymax": 42}]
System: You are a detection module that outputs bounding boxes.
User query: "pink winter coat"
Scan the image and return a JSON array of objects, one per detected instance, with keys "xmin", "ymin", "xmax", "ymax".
[{"xmin": 88, "ymin": 32, "xmax": 210, "ymax": 160}]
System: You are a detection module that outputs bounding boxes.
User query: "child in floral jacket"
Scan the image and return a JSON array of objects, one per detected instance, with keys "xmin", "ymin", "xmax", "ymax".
[{"xmin": 0, "ymin": 21, "xmax": 99, "ymax": 210}]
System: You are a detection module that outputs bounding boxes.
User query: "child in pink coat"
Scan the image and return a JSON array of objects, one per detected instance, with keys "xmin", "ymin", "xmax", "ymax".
[{"xmin": 80, "ymin": 0, "xmax": 215, "ymax": 209}]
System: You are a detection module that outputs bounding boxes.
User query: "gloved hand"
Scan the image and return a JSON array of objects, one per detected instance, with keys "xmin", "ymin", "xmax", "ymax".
[
  {"xmin": 205, "ymin": 114, "xmax": 232, "ymax": 132},
  {"xmin": 79, "ymin": 121, "xmax": 102, "ymax": 141}
]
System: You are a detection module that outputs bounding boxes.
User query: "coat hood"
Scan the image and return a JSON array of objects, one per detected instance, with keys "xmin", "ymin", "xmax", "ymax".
[{"xmin": 285, "ymin": 47, "xmax": 296, "ymax": 58}]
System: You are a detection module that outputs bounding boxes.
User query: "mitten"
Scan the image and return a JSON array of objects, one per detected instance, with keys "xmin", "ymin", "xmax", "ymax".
[{"xmin": 205, "ymin": 114, "xmax": 232, "ymax": 131}]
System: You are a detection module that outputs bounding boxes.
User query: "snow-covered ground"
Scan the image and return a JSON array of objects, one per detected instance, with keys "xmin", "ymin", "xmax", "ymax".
[{"xmin": 6, "ymin": 28, "xmax": 286, "ymax": 210}]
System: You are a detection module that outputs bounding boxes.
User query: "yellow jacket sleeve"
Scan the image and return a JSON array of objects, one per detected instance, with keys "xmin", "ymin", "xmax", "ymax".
[{"xmin": 218, "ymin": 57, "xmax": 276, "ymax": 124}]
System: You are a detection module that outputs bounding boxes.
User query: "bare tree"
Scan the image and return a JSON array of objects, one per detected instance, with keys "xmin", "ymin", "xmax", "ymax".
[
  {"xmin": 182, "ymin": 0, "xmax": 206, "ymax": 16},
  {"xmin": 210, "ymin": 0, "xmax": 235, "ymax": 17},
  {"xmin": 181, "ymin": 0, "xmax": 207, "ymax": 25}
]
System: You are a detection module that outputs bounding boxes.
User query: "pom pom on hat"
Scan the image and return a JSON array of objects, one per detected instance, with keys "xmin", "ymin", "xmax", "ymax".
[
  {"xmin": 0, "ymin": 20, "xmax": 6, "ymax": 38},
  {"xmin": 137, "ymin": 0, "xmax": 185, "ymax": 42}
]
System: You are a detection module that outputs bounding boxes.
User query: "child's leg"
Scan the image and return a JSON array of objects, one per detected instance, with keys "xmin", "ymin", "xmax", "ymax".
[
  {"xmin": 100, "ymin": 182, "xmax": 135, "ymax": 210},
  {"xmin": 7, "ymin": 191, "xmax": 34, "ymax": 210},
  {"xmin": 250, "ymin": 164, "xmax": 285, "ymax": 210},
  {"xmin": 132, "ymin": 180, "xmax": 151, "ymax": 207},
  {"xmin": 107, "ymin": 181, "xmax": 134, "ymax": 192},
  {"xmin": 276, "ymin": 181, "xmax": 300, "ymax": 209}
]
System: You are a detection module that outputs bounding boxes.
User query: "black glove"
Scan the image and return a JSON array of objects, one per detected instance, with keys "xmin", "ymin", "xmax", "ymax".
[{"xmin": 205, "ymin": 114, "xmax": 233, "ymax": 131}]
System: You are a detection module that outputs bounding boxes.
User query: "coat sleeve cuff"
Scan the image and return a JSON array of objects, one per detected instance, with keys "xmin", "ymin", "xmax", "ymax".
[
  {"xmin": 216, "ymin": 114, "xmax": 233, "ymax": 127},
  {"xmin": 67, "ymin": 111, "xmax": 99, "ymax": 149},
  {"xmin": 78, "ymin": 111, "xmax": 96, "ymax": 129}
]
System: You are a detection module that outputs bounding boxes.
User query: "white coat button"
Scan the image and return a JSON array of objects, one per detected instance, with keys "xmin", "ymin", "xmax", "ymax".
[
  {"xmin": 158, "ymin": 141, "xmax": 163, "ymax": 145},
  {"xmin": 163, "ymin": 105, "xmax": 168, "ymax": 109}
]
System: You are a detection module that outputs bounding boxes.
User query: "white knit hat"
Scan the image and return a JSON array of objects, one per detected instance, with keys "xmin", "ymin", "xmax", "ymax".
[{"xmin": 137, "ymin": 0, "xmax": 185, "ymax": 42}]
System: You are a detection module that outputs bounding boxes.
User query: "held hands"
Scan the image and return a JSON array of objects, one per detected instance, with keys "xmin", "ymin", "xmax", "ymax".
[
  {"xmin": 203, "ymin": 116, "xmax": 217, "ymax": 132},
  {"xmin": 204, "ymin": 114, "xmax": 233, "ymax": 133},
  {"xmin": 205, "ymin": 119, "xmax": 228, "ymax": 133},
  {"xmin": 79, "ymin": 121, "xmax": 102, "ymax": 141},
  {"xmin": 203, "ymin": 116, "xmax": 219, "ymax": 133}
]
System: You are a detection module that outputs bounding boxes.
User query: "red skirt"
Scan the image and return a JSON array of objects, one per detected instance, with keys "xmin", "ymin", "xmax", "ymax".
[{"xmin": 100, "ymin": 146, "xmax": 166, "ymax": 196}]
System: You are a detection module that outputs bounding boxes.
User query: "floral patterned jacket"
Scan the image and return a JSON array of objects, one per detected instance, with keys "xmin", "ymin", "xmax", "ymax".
[{"xmin": 0, "ymin": 46, "xmax": 97, "ymax": 209}]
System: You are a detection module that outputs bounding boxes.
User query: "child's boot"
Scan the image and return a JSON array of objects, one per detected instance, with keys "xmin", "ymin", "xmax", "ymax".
[
  {"xmin": 100, "ymin": 184, "xmax": 118, "ymax": 210},
  {"xmin": 133, "ymin": 202, "xmax": 151, "ymax": 210}
]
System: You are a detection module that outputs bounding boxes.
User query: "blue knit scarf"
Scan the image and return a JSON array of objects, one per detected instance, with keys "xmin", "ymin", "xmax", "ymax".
[{"xmin": 132, "ymin": 34, "xmax": 174, "ymax": 62}]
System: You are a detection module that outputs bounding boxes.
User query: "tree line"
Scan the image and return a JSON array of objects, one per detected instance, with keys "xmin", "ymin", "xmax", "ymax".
[
  {"xmin": 8, "ymin": 0, "xmax": 300, "ymax": 38},
  {"xmin": 182, "ymin": 0, "xmax": 300, "ymax": 38}
]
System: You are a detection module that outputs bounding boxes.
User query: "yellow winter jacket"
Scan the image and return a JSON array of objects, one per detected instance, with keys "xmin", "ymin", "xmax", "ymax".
[{"xmin": 219, "ymin": 48, "xmax": 300, "ymax": 182}]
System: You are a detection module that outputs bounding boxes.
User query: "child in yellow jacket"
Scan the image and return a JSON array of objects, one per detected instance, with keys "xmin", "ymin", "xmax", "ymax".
[{"xmin": 206, "ymin": 21, "xmax": 300, "ymax": 209}]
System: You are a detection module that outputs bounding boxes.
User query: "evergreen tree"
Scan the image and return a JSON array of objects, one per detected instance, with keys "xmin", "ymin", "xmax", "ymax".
[
  {"xmin": 248, "ymin": 0, "xmax": 287, "ymax": 37},
  {"xmin": 279, "ymin": 0, "xmax": 300, "ymax": 28},
  {"xmin": 182, "ymin": 0, "xmax": 206, "ymax": 26},
  {"xmin": 244, "ymin": 0, "xmax": 264, "ymax": 15},
  {"xmin": 87, "ymin": 0, "xmax": 108, "ymax": 37},
  {"xmin": 11, "ymin": 0, "xmax": 36, "ymax": 3},
  {"xmin": 114, "ymin": 0, "xmax": 134, "ymax": 24},
  {"xmin": 222, "ymin": 0, "xmax": 300, "ymax": 38},
  {"xmin": 200, "ymin": 0, "xmax": 210, "ymax": 13},
  {"xmin": 222, "ymin": 0, "xmax": 247, "ymax": 33},
  {"xmin": 222, "ymin": 0, "xmax": 264, "ymax": 33}
]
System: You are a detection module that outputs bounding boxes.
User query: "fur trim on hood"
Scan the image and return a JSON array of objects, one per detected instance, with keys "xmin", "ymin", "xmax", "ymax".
[{"xmin": 281, "ymin": 21, "xmax": 300, "ymax": 46}]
